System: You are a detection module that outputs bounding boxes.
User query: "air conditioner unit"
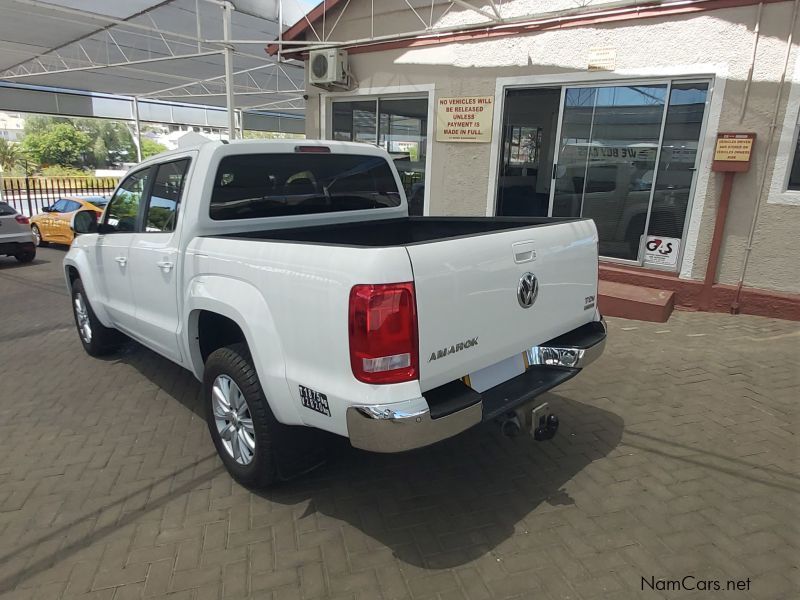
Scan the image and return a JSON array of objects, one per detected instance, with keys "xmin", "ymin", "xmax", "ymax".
[{"xmin": 308, "ymin": 49, "xmax": 349, "ymax": 89}]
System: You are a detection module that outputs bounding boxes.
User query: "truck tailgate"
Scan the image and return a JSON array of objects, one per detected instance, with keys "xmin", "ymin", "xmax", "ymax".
[{"xmin": 408, "ymin": 219, "xmax": 599, "ymax": 392}]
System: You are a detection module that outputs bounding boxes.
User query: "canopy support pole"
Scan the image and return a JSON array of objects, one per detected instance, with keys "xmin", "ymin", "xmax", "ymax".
[
  {"xmin": 222, "ymin": 2, "xmax": 237, "ymax": 140},
  {"xmin": 133, "ymin": 96, "xmax": 143, "ymax": 162}
]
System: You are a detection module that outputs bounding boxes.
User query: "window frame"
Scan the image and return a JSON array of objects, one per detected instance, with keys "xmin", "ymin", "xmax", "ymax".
[
  {"xmin": 140, "ymin": 157, "xmax": 192, "ymax": 234},
  {"xmin": 102, "ymin": 166, "xmax": 154, "ymax": 234}
]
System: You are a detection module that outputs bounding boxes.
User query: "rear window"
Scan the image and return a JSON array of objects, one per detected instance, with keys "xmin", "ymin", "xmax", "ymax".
[
  {"xmin": 0, "ymin": 202, "xmax": 16, "ymax": 216},
  {"xmin": 210, "ymin": 153, "xmax": 401, "ymax": 220}
]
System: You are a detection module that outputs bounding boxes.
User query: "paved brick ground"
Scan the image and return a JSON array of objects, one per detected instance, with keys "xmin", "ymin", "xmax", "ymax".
[{"xmin": 0, "ymin": 247, "xmax": 798, "ymax": 600}]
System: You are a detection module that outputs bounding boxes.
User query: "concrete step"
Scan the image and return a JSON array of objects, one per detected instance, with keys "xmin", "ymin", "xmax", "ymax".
[{"xmin": 598, "ymin": 280, "xmax": 675, "ymax": 322}]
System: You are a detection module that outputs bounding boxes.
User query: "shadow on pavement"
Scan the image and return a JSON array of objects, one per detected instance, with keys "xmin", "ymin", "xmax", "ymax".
[{"xmin": 112, "ymin": 342, "xmax": 625, "ymax": 569}]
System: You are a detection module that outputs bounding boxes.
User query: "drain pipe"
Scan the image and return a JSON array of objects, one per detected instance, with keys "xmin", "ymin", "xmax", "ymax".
[
  {"xmin": 732, "ymin": 0, "xmax": 799, "ymax": 313},
  {"xmin": 739, "ymin": 2, "xmax": 763, "ymax": 123}
]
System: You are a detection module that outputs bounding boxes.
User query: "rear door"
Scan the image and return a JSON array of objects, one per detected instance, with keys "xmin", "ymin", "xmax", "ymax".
[
  {"xmin": 408, "ymin": 219, "xmax": 599, "ymax": 392},
  {"xmin": 127, "ymin": 157, "xmax": 191, "ymax": 363}
]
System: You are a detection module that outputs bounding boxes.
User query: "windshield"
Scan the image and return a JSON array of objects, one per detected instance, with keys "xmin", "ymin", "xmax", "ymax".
[
  {"xmin": 209, "ymin": 153, "xmax": 402, "ymax": 221},
  {"xmin": 0, "ymin": 202, "xmax": 16, "ymax": 216}
]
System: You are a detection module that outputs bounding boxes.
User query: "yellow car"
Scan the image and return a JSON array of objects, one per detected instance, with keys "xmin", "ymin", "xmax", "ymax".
[{"xmin": 30, "ymin": 196, "xmax": 108, "ymax": 246}]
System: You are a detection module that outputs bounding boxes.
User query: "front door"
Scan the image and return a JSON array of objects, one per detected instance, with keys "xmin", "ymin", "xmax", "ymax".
[
  {"xmin": 127, "ymin": 157, "xmax": 191, "ymax": 363},
  {"xmin": 96, "ymin": 168, "xmax": 151, "ymax": 331}
]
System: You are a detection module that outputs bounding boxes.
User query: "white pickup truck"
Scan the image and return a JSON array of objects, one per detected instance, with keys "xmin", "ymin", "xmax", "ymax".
[{"xmin": 65, "ymin": 140, "xmax": 606, "ymax": 488}]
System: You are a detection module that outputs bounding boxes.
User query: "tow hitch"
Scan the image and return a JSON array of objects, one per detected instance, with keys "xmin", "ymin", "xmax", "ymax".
[
  {"xmin": 498, "ymin": 401, "xmax": 559, "ymax": 440},
  {"xmin": 531, "ymin": 402, "xmax": 559, "ymax": 441}
]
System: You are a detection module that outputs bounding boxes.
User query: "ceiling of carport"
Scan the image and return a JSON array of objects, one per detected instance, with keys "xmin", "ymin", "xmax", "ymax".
[{"xmin": 0, "ymin": 0, "xmax": 309, "ymax": 113}]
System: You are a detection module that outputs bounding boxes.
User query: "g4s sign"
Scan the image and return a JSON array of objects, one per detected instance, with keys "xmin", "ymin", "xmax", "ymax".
[
  {"xmin": 646, "ymin": 238, "xmax": 673, "ymax": 254},
  {"xmin": 643, "ymin": 235, "xmax": 680, "ymax": 267}
]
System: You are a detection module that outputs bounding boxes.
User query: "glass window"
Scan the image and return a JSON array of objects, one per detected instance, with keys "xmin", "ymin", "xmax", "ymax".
[
  {"xmin": 105, "ymin": 169, "xmax": 150, "ymax": 233},
  {"xmin": 210, "ymin": 153, "xmax": 401, "ymax": 221},
  {"xmin": 63, "ymin": 200, "xmax": 81, "ymax": 212},
  {"xmin": 0, "ymin": 202, "xmax": 16, "ymax": 216},
  {"xmin": 331, "ymin": 97, "xmax": 429, "ymax": 216},
  {"xmin": 379, "ymin": 99, "xmax": 428, "ymax": 216},
  {"xmin": 648, "ymin": 82, "xmax": 709, "ymax": 239},
  {"xmin": 332, "ymin": 101, "xmax": 377, "ymax": 143},
  {"xmin": 145, "ymin": 159, "xmax": 190, "ymax": 232},
  {"xmin": 50, "ymin": 199, "xmax": 70, "ymax": 212},
  {"xmin": 788, "ymin": 129, "xmax": 800, "ymax": 191}
]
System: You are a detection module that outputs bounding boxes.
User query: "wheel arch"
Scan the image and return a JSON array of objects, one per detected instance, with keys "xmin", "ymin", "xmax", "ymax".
[
  {"xmin": 63, "ymin": 253, "xmax": 113, "ymax": 327},
  {"xmin": 184, "ymin": 276, "xmax": 301, "ymax": 426}
]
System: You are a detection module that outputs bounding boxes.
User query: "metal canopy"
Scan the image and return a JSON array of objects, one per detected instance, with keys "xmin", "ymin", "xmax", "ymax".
[{"xmin": 0, "ymin": 0, "xmax": 309, "ymax": 118}]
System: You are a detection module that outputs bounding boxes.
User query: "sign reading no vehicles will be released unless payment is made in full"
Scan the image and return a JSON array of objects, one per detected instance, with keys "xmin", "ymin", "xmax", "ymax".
[{"xmin": 436, "ymin": 96, "xmax": 494, "ymax": 143}]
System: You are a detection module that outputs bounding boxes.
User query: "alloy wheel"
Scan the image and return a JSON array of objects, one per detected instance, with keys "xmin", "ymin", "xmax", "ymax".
[
  {"xmin": 212, "ymin": 374, "xmax": 256, "ymax": 465},
  {"xmin": 73, "ymin": 293, "xmax": 92, "ymax": 344}
]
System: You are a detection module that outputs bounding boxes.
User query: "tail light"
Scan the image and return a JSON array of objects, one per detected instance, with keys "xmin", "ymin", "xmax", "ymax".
[
  {"xmin": 15, "ymin": 215, "xmax": 30, "ymax": 225},
  {"xmin": 348, "ymin": 282, "xmax": 419, "ymax": 384}
]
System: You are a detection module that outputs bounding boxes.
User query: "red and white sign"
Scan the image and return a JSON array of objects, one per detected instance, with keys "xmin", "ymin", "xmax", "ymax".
[{"xmin": 643, "ymin": 235, "xmax": 680, "ymax": 267}]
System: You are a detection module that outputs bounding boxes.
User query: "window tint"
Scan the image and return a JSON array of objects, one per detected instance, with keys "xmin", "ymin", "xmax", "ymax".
[
  {"xmin": 105, "ymin": 169, "xmax": 150, "ymax": 233},
  {"xmin": 63, "ymin": 200, "xmax": 82, "ymax": 212},
  {"xmin": 0, "ymin": 202, "xmax": 16, "ymax": 216},
  {"xmin": 210, "ymin": 153, "xmax": 401, "ymax": 221},
  {"xmin": 145, "ymin": 159, "xmax": 190, "ymax": 232}
]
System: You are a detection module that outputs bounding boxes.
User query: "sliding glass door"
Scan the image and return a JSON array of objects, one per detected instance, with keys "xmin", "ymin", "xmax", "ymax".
[{"xmin": 548, "ymin": 80, "xmax": 709, "ymax": 265}]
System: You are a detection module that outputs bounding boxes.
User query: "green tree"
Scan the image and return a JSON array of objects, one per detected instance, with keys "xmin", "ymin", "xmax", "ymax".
[
  {"xmin": 141, "ymin": 138, "xmax": 167, "ymax": 159},
  {"xmin": 21, "ymin": 123, "xmax": 91, "ymax": 167},
  {"xmin": 0, "ymin": 138, "xmax": 22, "ymax": 173}
]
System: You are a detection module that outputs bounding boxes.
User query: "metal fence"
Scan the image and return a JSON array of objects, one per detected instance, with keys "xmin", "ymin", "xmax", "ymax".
[{"xmin": 0, "ymin": 176, "xmax": 120, "ymax": 217}]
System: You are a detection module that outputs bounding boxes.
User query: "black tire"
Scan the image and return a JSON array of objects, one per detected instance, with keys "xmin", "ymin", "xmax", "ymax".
[
  {"xmin": 70, "ymin": 278, "xmax": 125, "ymax": 356},
  {"xmin": 203, "ymin": 343, "xmax": 279, "ymax": 489},
  {"xmin": 31, "ymin": 225, "xmax": 44, "ymax": 246},
  {"xmin": 14, "ymin": 249, "xmax": 35, "ymax": 263}
]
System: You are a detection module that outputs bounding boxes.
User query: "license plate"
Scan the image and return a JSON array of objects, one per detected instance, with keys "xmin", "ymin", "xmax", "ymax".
[{"xmin": 466, "ymin": 353, "xmax": 526, "ymax": 393}]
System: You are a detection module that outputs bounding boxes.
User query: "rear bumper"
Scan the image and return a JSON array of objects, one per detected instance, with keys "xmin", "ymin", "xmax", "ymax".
[
  {"xmin": 0, "ymin": 240, "xmax": 35, "ymax": 256},
  {"xmin": 347, "ymin": 319, "xmax": 606, "ymax": 452}
]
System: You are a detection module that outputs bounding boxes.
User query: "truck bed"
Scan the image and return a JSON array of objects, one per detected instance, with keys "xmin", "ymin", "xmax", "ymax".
[{"xmin": 213, "ymin": 216, "xmax": 585, "ymax": 247}]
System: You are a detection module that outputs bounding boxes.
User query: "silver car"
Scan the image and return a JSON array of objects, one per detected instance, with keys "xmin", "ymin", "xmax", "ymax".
[{"xmin": 0, "ymin": 201, "xmax": 36, "ymax": 263}]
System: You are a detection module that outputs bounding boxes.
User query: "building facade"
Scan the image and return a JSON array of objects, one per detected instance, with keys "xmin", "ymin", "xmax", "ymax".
[{"xmin": 276, "ymin": 0, "xmax": 800, "ymax": 316}]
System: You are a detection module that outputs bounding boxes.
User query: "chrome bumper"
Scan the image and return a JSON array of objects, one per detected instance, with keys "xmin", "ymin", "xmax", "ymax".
[
  {"xmin": 347, "ymin": 319, "xmax": 607, "ymax": 453},
  {"xmin": 527, "ymin": 318, "xmax": 607, "ymax": 369},
  {"xmin": 346, "ymin": 401, "xmax": 482, "ymax": 453}
]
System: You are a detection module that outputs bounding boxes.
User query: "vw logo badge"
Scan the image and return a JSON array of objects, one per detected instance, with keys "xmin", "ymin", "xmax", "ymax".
[{"xmin": 517, "ymin": 272, "xmax": 538, "ymax": 309}]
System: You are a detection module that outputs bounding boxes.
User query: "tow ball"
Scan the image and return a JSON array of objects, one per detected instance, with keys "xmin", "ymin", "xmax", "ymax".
[
  {"xmin": 498, "ymin": 402, "xmax": 559, "ymax": 440},
  {"xmin": 532, "ymin": 402, "xmax": 559, "ymax": 441}
]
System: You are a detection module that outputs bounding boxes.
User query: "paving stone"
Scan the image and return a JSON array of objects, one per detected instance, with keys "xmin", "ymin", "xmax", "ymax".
[{"xmin": 0, "ymin": 248, "xmax": 797, "ymax": 600}]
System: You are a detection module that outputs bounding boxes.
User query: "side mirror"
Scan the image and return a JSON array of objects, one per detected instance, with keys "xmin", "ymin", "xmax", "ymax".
[
  {"xmin": 41, "ymin": 205, "xmax": 52, "ymax": 213},
  {"xmin": 71, "ymin": 210, "xmax": 98, "ymax": 235}
]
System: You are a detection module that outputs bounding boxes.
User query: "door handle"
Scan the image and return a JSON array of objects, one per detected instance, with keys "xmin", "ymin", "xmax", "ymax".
[
  {"xmin": 115, "ymin": 256, "xmax": 127, "ymax": 267},
  {"xmin": 156, "ymin": 260, "xmax": 174, "ymax": 272},
  {"xmin": 512, "ymin": 241, "xmax": 537, "ymax": 263}
]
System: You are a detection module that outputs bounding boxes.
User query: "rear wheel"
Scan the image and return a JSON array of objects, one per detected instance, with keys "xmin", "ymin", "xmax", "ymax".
[
  {"xmin": 70, "ymin": 278, "xmax": 125, "ymax": 356},
  {"xmin": 31, "ymin": 225, "xmax": 43, "ymax": 246},
  {"xmin": 203, "ymin": 343, "xmax": 278, "ymax": 489}
]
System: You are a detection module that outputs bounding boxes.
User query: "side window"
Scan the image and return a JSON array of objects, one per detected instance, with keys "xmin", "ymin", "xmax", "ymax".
[
  {"xmin": 50, "ymin": 199, "xmax": 68, "ymax": 212},
  {"xmin": 145, "ymin": 159, "xmax": 190, "ymax": 233},
  {"xmin": 105, "ymin": 169, "xmax": 150, "ymax": 233},
  {"xmin": 63, "ymin": 200, "xmax": 82, "ymax": 212}
]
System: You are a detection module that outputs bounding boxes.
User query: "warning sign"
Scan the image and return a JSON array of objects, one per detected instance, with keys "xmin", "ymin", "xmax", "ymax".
[
  {"xmin": 643, "ymin": 236, "xmax": 681, "ymax": 268},
  {"xmin": 588, "ymin": 47, "xmax": 616, "ymax": 71},
  {"xmin": 436, "ymin": 96, "xmax": 494, "ymax": 143},
  {"xmin": 714, "ymin": 133, "xmax": 754, "ymax": 162}
]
